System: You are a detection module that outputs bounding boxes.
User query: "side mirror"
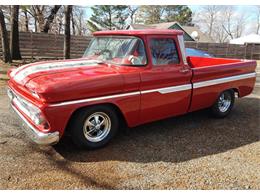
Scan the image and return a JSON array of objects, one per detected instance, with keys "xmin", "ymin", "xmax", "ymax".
[{"xmin": 128, "ymin": 55, "xmax": 142, "ymax": 65}]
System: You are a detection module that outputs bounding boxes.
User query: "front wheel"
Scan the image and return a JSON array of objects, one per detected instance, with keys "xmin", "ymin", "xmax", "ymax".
[
  {"xmin": 210, "ymin": 90, "xmax": 235, "ymax": 118},
  {"xmin": 70, "ymin": 105, "xmax": 119, "ymax": 149}
]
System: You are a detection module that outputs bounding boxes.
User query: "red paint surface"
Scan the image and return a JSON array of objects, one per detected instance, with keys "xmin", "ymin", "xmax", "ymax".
[{"xmin": 7, "ymin": 30, "xmax": 257, "ymax": 138}]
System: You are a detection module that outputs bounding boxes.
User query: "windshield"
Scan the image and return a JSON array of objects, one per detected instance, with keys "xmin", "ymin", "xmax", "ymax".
[{"xmin": 83, "ymin": 36, "xmax": 147, "ymax": 66}]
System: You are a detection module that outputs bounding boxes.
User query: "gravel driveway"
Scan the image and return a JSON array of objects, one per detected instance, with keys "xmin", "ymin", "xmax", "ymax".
[{"xmin": 0, "ymin": 77, "xmax": 259, "ymax": 189}]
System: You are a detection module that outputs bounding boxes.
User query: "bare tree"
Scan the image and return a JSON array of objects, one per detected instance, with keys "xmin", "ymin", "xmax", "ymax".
[
  {"xmin": 128, "ymin": 6, "xmax": 138, "ymax": 24},
  {"xmin": 64, "ymin": 5, "xmax": 72, "ymax": 59},
  {"xmin": 42, "ymin": 5, "xmax": 61, "ymax": 33},
  {"xmin": 72, "ymin": 6, "xmax": 89, "ymax": 35},
  {"xmin": 193, "ymin": 6, "xmax": 248, "ymax": 42},
  {"xmin": 221, "ymin": 6, "xmax": 234, "ymax": 39},
  {"xmin": 31, "ymin": 5, "xmax": 45, "ymax": 32},
  {"xmin": 198, "ymin": 6, "xmax": 222, "ymax": 37},
  {"xmin": 71, "ymin": 7, "xmax": 76, "ymax": 35},
  {"xmin": 24, "ymin": 5, "xmax": 61, "ymax": 33},
  {"xmin": 234, "ymin": 14, "xmax": 247, "ymax": 38},
  {"xmin": 10, "ymin": 5, "xmax": 21, "ymax": 60},
  {"xmin": 0, "ymin": 6, "xmax": 12, "ymax": 30},
  {"xmin": 22, "ymin": 9, "xmax": 29, "ymax": 31},
  {"xmin": 48, "ymin": 6, "xmax": 64, "ymax": 34},
  {"xmin": 221, "ymin": 6, "xmax": 247, "ymax": 40},
  {"xmin": 19, "ymin": 6, "xmax": 32, "ymax": 32},
  {"xmin": 74, "ymin": 6, "xmax": 84, "ymax": 35},
  {"xmin": 0, "ymin": 7, "xmax": 11, "ymax": 63}
]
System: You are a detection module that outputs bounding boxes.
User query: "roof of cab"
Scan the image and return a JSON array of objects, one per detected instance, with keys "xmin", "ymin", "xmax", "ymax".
[{"xmin": 93, "ymin": 29, "xmax": 184, "ymax": 36}]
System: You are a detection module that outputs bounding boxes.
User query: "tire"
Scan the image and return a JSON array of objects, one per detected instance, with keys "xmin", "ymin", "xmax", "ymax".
[
  {"xmin": 210, "ymin": 90, "xmax": 235, "ymax": 118},
  {"xmin": 70, "ymin": 105, "xmax": 119, "ymax": 149}
]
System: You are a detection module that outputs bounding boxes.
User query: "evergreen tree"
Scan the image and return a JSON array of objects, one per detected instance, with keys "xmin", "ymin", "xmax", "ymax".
[
  {"xmin": 136, "ymin": 5, "xmax": 193, "ymax": 26},
  {"xmin": 136, "ymin": 5, "xmax": 164, "ymax": 24},
  {"xmin": 87, "ymin": 5, "xmax": 129, "ymax": 32},
  {"xmin": 164, "ymin": 5, "xmax": 192, "ymax": 25}
]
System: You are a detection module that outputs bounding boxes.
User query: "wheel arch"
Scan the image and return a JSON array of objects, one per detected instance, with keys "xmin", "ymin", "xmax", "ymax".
[
  {"xmin": 231, "ymin": 88, "xmax": 240, "ymax": 97},
  {"xmin": 64, "ymin": 102, "xmax": 128, "ymax": 134},
  {"xmin": 210, "ymin": 88, "xmax": 237, "ymax": 107}
]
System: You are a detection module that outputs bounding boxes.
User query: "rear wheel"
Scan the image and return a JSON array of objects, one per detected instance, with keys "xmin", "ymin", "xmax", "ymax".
[
  {"xmin": 70, "ymin": 105, "xmax": 119, "ymax": 149},
  {"xmin": 210, "ymin": 90, "xmax": 235, "ymax": 118}
]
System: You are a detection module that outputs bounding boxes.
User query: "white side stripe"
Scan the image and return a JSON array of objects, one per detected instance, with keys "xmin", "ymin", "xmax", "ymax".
[
  {"xmin": 49, "ymin": 72, "xmax": 256, "ymax": 107},
  {"xmin": 50, "ymin": 91, "xmax": 140, "ymax": 107},
  {"xmin": 193, "ymin": 72, "xmax": 256, "ymax": 89},
  {"xmin": 141, "ymin": 84, "xmax": 192, "ymax": 94},
  {"xmin": 14, "ymin": 60, "xmax": 100, "ymax": 83}
]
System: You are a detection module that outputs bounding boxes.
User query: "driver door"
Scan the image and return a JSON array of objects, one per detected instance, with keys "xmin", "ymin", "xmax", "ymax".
[{"xmin": 140, "ymin": 36, "xmax": 192, "ymax": 123}]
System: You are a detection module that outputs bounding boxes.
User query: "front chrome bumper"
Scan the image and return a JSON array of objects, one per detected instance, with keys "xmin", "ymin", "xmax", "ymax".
[{"xmin": 8, "ymin": 88, "xmax": 60, "ymax": 145}]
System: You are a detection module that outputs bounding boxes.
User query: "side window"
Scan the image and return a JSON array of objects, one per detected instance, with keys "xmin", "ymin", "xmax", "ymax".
[{"xmin": 149, "ymin": 38, "xmax": 180, "ymax": 65}]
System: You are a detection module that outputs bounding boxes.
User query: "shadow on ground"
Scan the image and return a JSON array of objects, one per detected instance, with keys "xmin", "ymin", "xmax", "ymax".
[{"xmin": 54, "ymin": 97, "xmax": 260, "ymax": 163}]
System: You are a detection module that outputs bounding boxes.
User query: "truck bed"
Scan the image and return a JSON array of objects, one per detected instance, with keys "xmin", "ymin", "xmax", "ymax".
[
  {"xmin": 187, "ymin": 56, "xmax": 256, "ymax": 82},
  {"xmin": 187, "ymin": 56, "xmax": 242, "ymax": 68},
  {"xmin": 187, "ymin": 56, "xmax": 257, "ymax": 112}
]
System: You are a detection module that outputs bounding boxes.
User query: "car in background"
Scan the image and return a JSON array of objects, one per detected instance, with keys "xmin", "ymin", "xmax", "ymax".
[{"xmin": 186, "ymin": 48, "xmax": 213, "ymax": 57}]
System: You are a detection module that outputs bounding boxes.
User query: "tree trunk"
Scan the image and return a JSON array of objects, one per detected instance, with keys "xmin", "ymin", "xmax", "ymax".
[
  {"xmin": 0, "ymin": 8, "xmax": 12, "ymax": 63},
  {"xmin": 42, "ymin": 5, "xmax": 61, "ymax": 33},
  {"xmin": 37, "ymin": 12, "xmax": 44, "ymax": 32},
  {"xmin": 71, "ymin": 10, "xmax": 76, "ymax": 35},
  {"xmin": 64, "ymin": 5, "xmax": 72, "ymax": 59},
  {"xmin": 23, "ymin": 10, "xmax": 29, "ymax": 32},
  {"xmin": 10, "ymin": 5, "xmax": 21, "ymax": 60},
  {"xmin": 34, "ymin": 17, "xmax": 37, "ymax": 32}
]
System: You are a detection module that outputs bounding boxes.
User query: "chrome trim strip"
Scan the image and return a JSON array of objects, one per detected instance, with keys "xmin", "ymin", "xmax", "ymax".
[
  {"xmin": 10, "ymin": 104, "xmax": 60, "ymax": 145},
  {"xmin": 141, "ymin": 84, "xmax": 192, "ymax": 94},
  {"xmin": 193, "ymin": 72, "xmax": 256, "ymax": 89},
  {"xmin": 177, "ymin": 35, "xmax": 188, "ymax": 64},
  {"xmin": 50, "ymin": 91, "xmax": 140, "ymax": 107}
]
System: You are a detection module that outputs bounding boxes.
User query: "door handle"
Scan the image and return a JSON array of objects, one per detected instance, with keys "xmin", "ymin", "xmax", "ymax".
[{"xmin": 179, "ymin": 67, "xmax": 190, "ymax": 73}]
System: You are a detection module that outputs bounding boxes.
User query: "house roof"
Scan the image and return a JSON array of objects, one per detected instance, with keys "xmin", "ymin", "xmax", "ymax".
[
  {"xmin": 128, "ymin": 22, "xmax": 214, "ymax": 42},
  {"xmin": 181, "ymin": 26, "xmax": 214, "ymax": 43},
  {"xmin": 130, "ymin": 22, "xmax": 178, "ymax": 29},
  {"xmin": 229, "ymin": 34, "xmax": 260, "ymax": 44},
  {"xmin": 147, "ymin": 22, "xmax": 178, "ymax": 29}
]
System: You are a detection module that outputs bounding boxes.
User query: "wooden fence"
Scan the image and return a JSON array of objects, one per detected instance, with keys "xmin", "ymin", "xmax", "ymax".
[
  {"xmin": 0, "ymin": 32, "xmax": 92, "ymax": 59},
  {"xmin": 0, "ymin": 32, "xmax": 260, "ymax": 60},
  {"xmin": 185, "ymin": 41, "xmax": 260, "ymax": 60}
]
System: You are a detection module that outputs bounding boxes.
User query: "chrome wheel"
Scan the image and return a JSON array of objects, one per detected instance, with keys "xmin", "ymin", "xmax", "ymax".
[
  {"xmin": 218, "ymin": 93, "xmax": 231, "ymax": 112},
  {"xmin": 83, "ymin": 112, "xmax": 111, "ymax": 142}
]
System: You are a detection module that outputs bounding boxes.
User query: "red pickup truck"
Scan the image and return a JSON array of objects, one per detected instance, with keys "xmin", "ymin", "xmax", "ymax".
[{"xmin": 7, "ymin": 30, "xmax": 257, "ymax": 149}]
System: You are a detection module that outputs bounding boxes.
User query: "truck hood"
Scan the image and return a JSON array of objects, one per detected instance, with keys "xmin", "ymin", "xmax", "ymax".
[{"xmin": 10, "ymin": 58, "xmax": 125, "ymax": 103}]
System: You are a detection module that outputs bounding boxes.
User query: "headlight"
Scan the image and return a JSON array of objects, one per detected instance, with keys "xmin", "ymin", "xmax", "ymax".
[{"xmin": 11, "ymin": 91, "xmax": 49, "ymax": 130}]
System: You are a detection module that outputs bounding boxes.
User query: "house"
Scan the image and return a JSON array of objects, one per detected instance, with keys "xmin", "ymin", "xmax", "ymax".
[
  {"xmin": 229, "ymin": 34, "xmax": 260, "ymax": 45},
  {"xmin": 127, "ymin": 22, "xmax": 214, "ymax": 43}
]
